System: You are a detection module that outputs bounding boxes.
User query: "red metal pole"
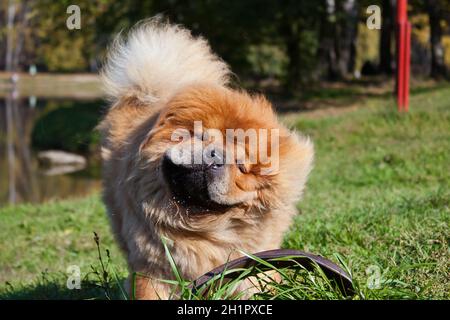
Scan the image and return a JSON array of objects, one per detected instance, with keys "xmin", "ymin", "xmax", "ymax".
[
  {"xmin": 404, "ymin": 22, "xmax": 411, "ymax": 111},
  {"xmin": 396, "ymin": 0, "xmax": 410, "ymax": 112},
  {"xmin": 397, "ymin": 22, "xmax": 406, "ymax": 110}
]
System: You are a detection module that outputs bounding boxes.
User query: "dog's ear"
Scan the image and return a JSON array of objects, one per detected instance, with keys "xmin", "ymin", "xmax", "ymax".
[
  {"xmin": 99, "ymin": 97, "xmax": 145, "ymax": 136},
  {"xmin": 137, "ymin": 107, "xmax": 180, "ymax": 156},
  {"xmin": 99, "ymin": 96, "xmax": 160, "ymax": 152}
]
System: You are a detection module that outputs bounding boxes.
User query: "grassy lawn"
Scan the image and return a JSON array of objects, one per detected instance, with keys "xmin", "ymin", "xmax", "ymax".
[{"xmin": 0, "ymin": 83, "xmax": 449, "ymax": 299}]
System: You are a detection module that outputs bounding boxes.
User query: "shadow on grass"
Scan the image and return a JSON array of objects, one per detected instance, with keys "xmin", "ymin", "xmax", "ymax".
[
  {"xmin": 267, "ymin": 79, "xmax": 450, "ymax": 114},
  {"xmin": 0, "ymin": 276, "xmax": 128, "ymax": 300}
]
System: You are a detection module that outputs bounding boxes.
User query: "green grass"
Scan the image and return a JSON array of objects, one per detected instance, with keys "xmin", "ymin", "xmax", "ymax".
[
  {"xmin": 0, "ymin": 84, "xmax": 449, "ymax": 299},
  {"xmin": 0, "ymin": 195, "xmax": 127, "ymax": 299},
  {"xmin": 288, "ymin": 85, "xmax": 450, "ymax": 299}
]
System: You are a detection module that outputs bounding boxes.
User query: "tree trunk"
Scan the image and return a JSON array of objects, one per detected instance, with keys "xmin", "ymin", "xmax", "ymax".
[
  {"xmin": 12, "ymin": 0, "xmax": 30, "ymax": 71},
  {"xmin": 379, "ymin": 0, "xmax": 394, "ymax": 74},
  {"xmin": 5, "ymin": 0, "xmax": 16, "ymax": 72},
  {"xmin": 345, "ymin": 0, "xmax": 359, "ymax": 76},
  {"xmin": 426, "ymin": 0, "xmax": 447, "ymax": 79},
  {"xmin": 280, "ymin": 18, "xmax": 302, "ymax": 92},
  {"xmin": 327, "ymin": 0, "xmax": 359, "ymax": 80},
  {"xmin": 317, "ymin": 0, "xmax": 336, "ymax": 80},
  {"xmin": 319, "ymin": 0, "xmax": 341, "ymax": 80}
]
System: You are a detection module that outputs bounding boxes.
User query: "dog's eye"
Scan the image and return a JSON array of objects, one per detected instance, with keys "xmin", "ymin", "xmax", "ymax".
[{"xmin": 237, "ymin": 163, "xmax": 247, "ymax": 174}]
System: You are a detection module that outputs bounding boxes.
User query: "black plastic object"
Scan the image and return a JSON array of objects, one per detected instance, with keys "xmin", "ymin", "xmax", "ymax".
[{"xmin": 191, "ymin": 249, "xmax": 354, "ymax": 297}]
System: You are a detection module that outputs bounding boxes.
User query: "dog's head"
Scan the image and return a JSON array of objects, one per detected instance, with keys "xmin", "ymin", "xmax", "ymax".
[{"xmin": 132, "ymin": 84, "xmax": 313, "ymax": 230}]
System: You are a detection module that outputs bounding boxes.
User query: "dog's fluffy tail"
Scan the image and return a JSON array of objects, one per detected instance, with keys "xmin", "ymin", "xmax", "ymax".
[{"xmin": 101, "ymin": 17, "xmax": 231, "ymax": 104}]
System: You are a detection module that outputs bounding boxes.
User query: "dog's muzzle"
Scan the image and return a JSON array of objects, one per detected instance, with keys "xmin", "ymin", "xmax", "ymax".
[{"xmin": 162, "ymin": 149, "xmax": 229, "ymax": 211}]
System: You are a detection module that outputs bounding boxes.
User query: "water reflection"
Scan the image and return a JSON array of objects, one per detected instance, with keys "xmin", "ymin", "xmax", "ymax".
[{"xmin": 0, "ymin": 93, "xmax": 102, "ymax": 206}]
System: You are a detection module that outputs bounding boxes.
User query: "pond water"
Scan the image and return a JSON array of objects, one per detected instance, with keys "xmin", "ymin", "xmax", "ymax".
[{"xmin": 0, "ymin": 95, "xmax": 104, "ymax": 206}]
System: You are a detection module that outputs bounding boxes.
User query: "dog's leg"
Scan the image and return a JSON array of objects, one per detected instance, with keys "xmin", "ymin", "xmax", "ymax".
[
  {"xmin": 235, "ymin": 270, "xmax": 283, "ymax": 299},
  {"xmin": 128, "ymin": 274, "xmax": 171, "ymax": 300}
]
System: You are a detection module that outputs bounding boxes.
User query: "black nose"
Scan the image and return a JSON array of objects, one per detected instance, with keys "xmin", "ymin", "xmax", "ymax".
[
  {"xmin": 162, "ymin": 154, "xmax": 219, "ymax": 177},
  {"xmin": 162, "ymin": 153, "xmax": 224, "ymax": 208}
]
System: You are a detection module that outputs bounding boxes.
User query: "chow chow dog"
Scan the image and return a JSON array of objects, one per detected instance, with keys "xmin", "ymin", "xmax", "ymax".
[{"xmin": 99, "ymin": 18, "xmax": 314, "ymax": 299}]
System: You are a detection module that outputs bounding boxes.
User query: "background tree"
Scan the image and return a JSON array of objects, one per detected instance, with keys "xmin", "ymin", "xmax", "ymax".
[
  {"xmin": 0, "ymin": 0, "xmax": 449, "ymax": 85},
  {"xmin": 425, "ymin": 0, "xmax": 449, "ymax": 78},
  {"xmin": 317, "ymin": 0, "xmax": 360, "ymax": 81},
  {"xmin": 378, "ymin": 0, "xmax": 395, "ymax": 74}
]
